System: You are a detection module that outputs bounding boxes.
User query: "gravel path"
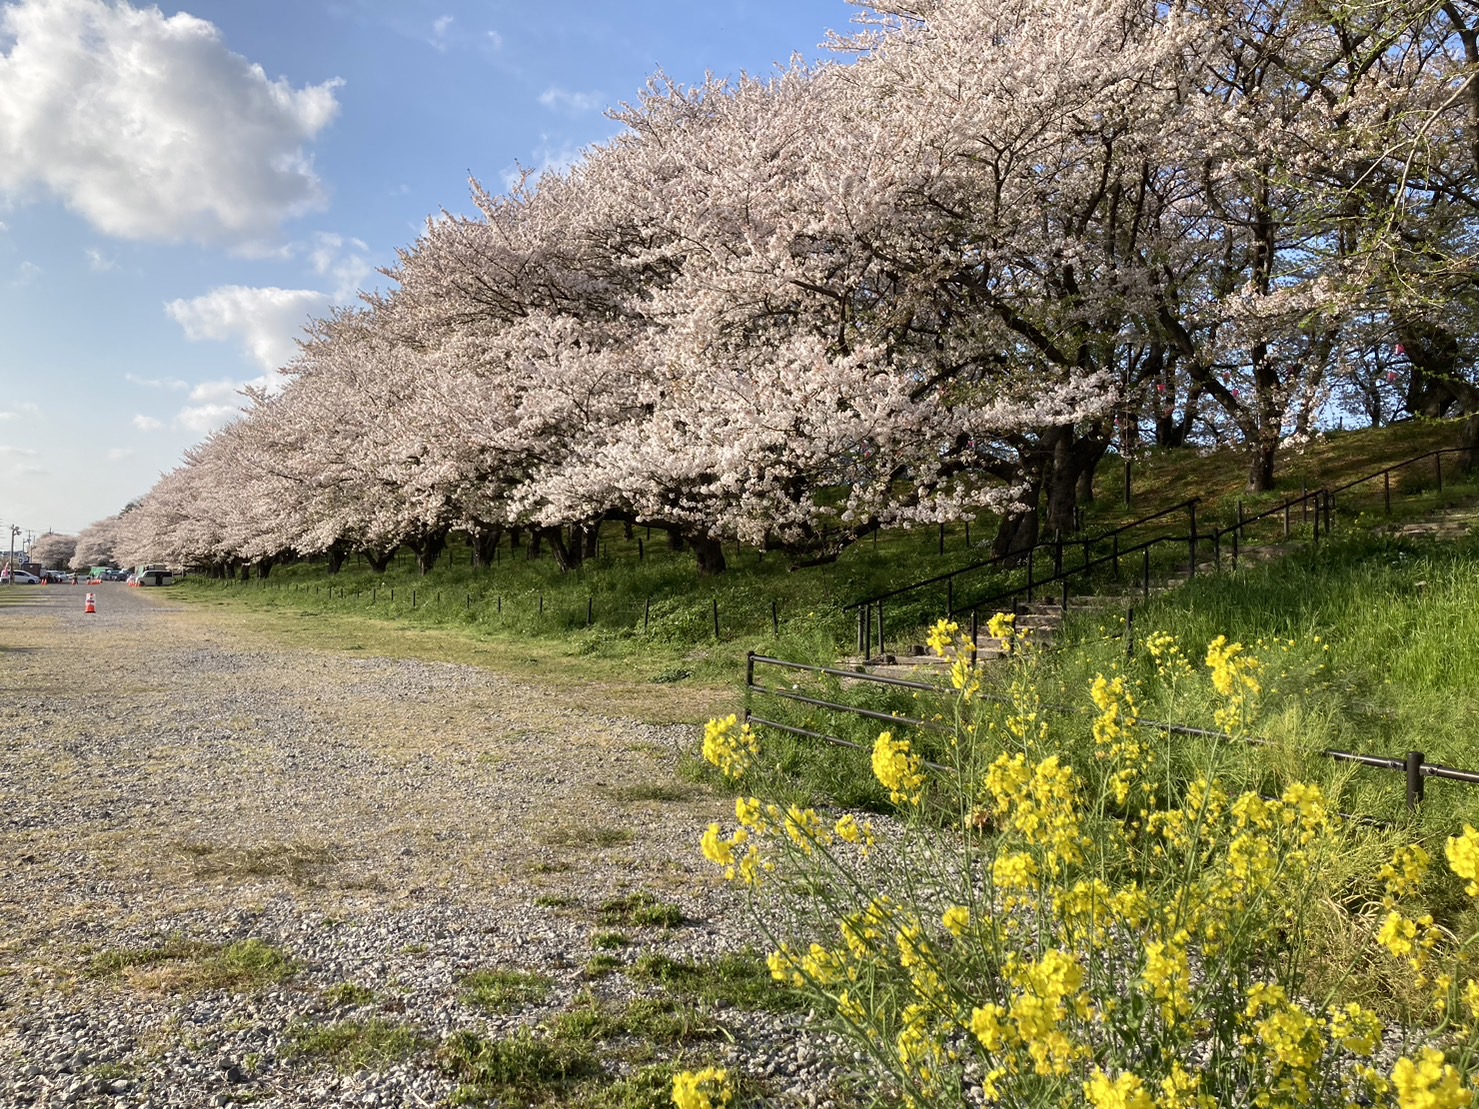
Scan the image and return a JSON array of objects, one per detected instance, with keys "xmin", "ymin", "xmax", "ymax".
[{"xmin": 0, "ymin": 586, "xmax": 843, "ymax": 1108}]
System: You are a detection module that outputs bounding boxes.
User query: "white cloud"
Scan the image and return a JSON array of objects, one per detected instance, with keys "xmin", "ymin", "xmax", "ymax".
[
  {"xmin": 10, "ymin": 259, "xmax": 39, "ymax": 286},
  {"xmin": 175, "ymin": 402, "xmax": 240, "ymax": 434},
  {"xmin": 0, "ymin": 402, "xmax": 41, "ymax": 420},
  {"xmin": 106, "ymin": 447, "xmax": 134, "ymax": 461},
  {"xmin": 500, "ymin": 139, "xmax": 585, "ymax": 193},
  {"xmin": 132, "ymin": 414, "xmax": 162, "ymax": 431},
  {"xmin": 0, "ymin": 444, "xmax": 39, "ymax": 456},
  {"xmin": 307, "ymin": 232, "xmax": 373, "ymax": 302},
  {"xmin": 164, "ymin": 285, "xmax": 332, "ymax": 372},
  {"xmin": 538, "ymin": 87, "xmax": 604, "ymax": 114},
  {"xmin": 0, "ymin": 0, "xmax": 342, "ymax": 245},
  {"xmin": 486, "ymin": 30, "xmax": 503, "ymax": 50},
  {"xmin": 84, "ymin": 247, "xmax": 115, "ymax": 272},
  {"xmin": 0, "ymin": 411, "xmax": 12, "ymax": 421},
  {"xmin": 125, "ymin": 373, "xmax": 189, "ymax": 390}
]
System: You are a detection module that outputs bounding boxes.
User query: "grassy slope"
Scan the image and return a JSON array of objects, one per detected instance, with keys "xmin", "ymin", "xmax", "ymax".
[{"xmin": 173, "ymin": 420, "xmax": 1478, "ymax": 748}]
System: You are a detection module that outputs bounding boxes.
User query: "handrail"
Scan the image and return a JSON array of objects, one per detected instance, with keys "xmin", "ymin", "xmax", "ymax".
[
  {"xmin": 845, "ymin": 498, "xmax": 1200, "ymax": 612},
  {"xmin": 1327, "ymin": 447, "xmax": 1470, "ymax": 498},
  {"xmin": 746, "ymin": 652, "xmax": 1479, "ymax": 810}
]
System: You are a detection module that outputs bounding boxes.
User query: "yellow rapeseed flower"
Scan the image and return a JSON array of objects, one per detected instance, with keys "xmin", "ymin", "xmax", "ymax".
[
  {"xmin": 671, "ymin": 1066, "xmax": 734, "ymax": 1109},
  {"xmin": 1445, "ymin": 825, "xmax": 1479, "ymax": 897},
  {"xmin": 1083, "ymin": 1068, "xmax": 1153, "ymax": 1109},
  {"xmin": 1390, "ymin": 1047, "xmax": 1472, "ymax": 1109}
]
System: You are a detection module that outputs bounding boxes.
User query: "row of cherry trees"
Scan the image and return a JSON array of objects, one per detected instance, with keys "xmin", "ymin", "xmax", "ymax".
[{"xmin": 109, "ymin": 0, "xmax": 1477, "ymax": 576}]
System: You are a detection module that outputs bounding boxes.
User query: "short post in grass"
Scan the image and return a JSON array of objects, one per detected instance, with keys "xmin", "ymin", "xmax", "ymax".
[
  {"xmin": 587, "ymin": 595, "xmax": 593, "ymax": 627},
  {"xmin": 538, "ymin": 592, "xmax": 543, "ymax": 616},
  {"xmin": 965, "ymin": 521, "xmax": 970, "ymax": 546},
  {"xmin": 1407, "ymin": 751, "xmax": 1426, "ymax": 810},
  {"xmin": 1188, "ymin": 501, "xmax": 1198, "ymax": 578},
  {"xmin": 712, "ymin": 597, "xmax": 720, "ymax": 640},
  {"xmin": 412, "ymin": 590, "xmax": 416, "ymax": 609},
  {"xmin": 771, "ymin": 599, "xmax": 779, "ymax": 636},
  {"xmin": 644, "ymin": 596, "xmax": 651, "ymax": 631},
  {"xmin": 1125, "ymin": 606, "xmax": 1135, "ymax": 660},
  {"xmin": 637, "ymin": 538, "xmax": 644, "ymax": 561}
]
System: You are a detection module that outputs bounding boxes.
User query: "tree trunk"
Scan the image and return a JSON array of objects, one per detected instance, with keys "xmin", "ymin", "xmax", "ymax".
[
  {"xmin": 1246, "ymin": 434, "xmax": 1278, "ymax": 493},
  {"xmin": 255, "ymin": 558, "xmax": 274, "ymax": 580},
  {"xmin": 584, "ymin": 519, "xmax": 601, "ymax": 559},
  {"xmin": 470, "ymin": 527, "xmax": 502, "ymax": 569},
  {"xmin": 509, "ymin": 528, "xmax": 523, "ymax": 550},
  {"xmin": 412, "ymin": 531, "xmax": 447, "ymax": 576},
  {"xmin": 327, "ymin": 541, "xmax": 348, "ymax": 576},
  {"xmin": 366, "ymin": 547, "xmax": 397, "ymax": 574},
  {"xmin": 691, "ymin": 535, "xmax": 727, "ymax": 575},
  {"xmin": 623, "ymin": 518, "xmax": 634, "ymax": 540},
  {"xmin": 238, "ymin": 562, "xmax": 250, "ymax": 582},
  {"xmin": 545, "ymin": 528, "xmax": 577, "ymax": 573},
  {"xmin": 528, "ymin": 531, "xmax": 542, "ymax": 559},
  {"xmin": 667, "ymin": 525, "xmax": 686, "ymax": 552}
]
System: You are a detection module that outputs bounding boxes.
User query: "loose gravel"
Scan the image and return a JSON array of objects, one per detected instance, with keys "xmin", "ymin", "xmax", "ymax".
[{"xmin": 0, "ymin": 586, "xmax": 848, "ymax": 1108}]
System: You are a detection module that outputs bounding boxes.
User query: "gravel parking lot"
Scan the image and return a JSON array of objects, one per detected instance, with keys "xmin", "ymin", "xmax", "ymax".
[{"xmin": 0, "ymin": 586, "xmax": 842, "ymax": 1107}]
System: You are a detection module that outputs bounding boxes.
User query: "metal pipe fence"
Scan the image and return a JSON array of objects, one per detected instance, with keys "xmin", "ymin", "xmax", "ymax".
[{"xmin": 746, "ymin": 652, "xmax": 1479, "ymax": 812}]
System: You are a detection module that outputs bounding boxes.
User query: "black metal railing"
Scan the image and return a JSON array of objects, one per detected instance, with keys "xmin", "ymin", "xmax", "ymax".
[{"xmin": 746, "ymin": 653, "xmax": 1479, "ymax": 811}]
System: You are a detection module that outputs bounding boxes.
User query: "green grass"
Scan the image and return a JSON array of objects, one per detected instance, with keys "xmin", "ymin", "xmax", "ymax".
[
  {"xmin": 89, "ymin": 936, "xmax": 297, "ymax": 993},
  {"xmin": 285, "ymin": 1018, "xmax": 429, "ymax": 1071},
  {"xmin": 459, "ymin": 968, "xmax": 553, "ymax": 1014},
  {"xmin": 629, "ymin": 950, "xmax": 804, "ymax": 1014},
  {"xmin": 597, "ymin": 892, "xmax": 685, "ymax": 929}
]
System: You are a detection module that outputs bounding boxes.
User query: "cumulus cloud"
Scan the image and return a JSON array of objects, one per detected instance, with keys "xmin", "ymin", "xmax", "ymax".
[
  {"xmin": 0, "ymin": 0, "xmax": 342, "ymax": 244},
  {"xmin": 164, "ymin": 285, "xmax": 331, "ymax": 372},
  {"xmin": 175, "ymin": 402, "xmax": 241, "ymax": 434},
  {"xmin": 132, "ymin": 414, "xmax": 162, "ymax": 431},
  {"xmin": 538, "ymin": 87, "xmax": 604, "ymax": 114}
]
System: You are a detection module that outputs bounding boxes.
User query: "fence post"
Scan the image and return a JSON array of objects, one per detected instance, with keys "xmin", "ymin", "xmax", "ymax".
[
  {"xmin": 1325, "ymin": 490, "xmax": 1333, "ymax": 534},
  {"xmin": 587, "ymin": 596, "xmax": 593, "ymax": 627},
  {"xmin": 1406, "ymin": 750, "xmax": 1426, "ymax": 810},
  {"xmin": 538, "ymin": 592, "xmax": 543, "ymax": 615},
  {"xmin": 712, "ymin": 598, "xmax": 720, "ymax": 640},
  {"xmin": 644, "ymin": 596, "xmax": 650, "ymax": 631},
  {"xmin": 971, "ymin": 608, "xmax": 979, "ymax": 654},
  {"xmin": 1125, "ymin": 606, "xmax": 1135, "ymax": 661},
  {"xmin": 638, "ymin": 538, "xmax": 644, "ymax": 561},
  {"xmin": 412, "ymin": 589, "xmax": 417, "ymax": 609},
  {"xmin": 771, "ymin": 599, "xmax": 779, "ymax": 636},
  {"xmin": 746, "ymin": 651, "xmax": 755, "ymax": 690},
  {"xmin": 965, "ymin": 522, "xmax": 971, "ymax": 546},
  {"xmin": 1283, "ymin": 502, "xmax": 1290, "ymax": 539},
  {"xmin": 1188, "ymin": 501, "xmax": 1198, "ymax": 578},
  {"xmin": 877, "ymin": 601, "xmax": 885, "ymax": 658},
  {"xmin": 863, "ymin": 604, "xmax": 872, "ymax": 656},
  {"xmin": 1061, "ymin": 575, "xmax": 1069, "ymax": 613}
]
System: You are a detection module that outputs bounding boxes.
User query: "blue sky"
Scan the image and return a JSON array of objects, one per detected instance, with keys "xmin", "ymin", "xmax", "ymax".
[{"xmin": 0, "ymin": 0, "xmax": 859, "ymax": 541}]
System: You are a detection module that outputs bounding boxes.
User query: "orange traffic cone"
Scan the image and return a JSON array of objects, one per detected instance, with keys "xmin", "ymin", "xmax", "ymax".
[{"xmin": 85, "ymin": 593, "xmax": 96, "ymax": 614}]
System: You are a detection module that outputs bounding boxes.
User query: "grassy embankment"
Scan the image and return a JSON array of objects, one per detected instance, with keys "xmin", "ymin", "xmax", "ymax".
[{"xmin": 175, "ymin": 421, "xmax": 1479, "ymax": 819}]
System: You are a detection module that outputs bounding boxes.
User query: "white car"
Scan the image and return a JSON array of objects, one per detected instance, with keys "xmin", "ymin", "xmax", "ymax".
[{"xmin": 3, "ymin": 570, "xmax": 41, "ymax": 584}]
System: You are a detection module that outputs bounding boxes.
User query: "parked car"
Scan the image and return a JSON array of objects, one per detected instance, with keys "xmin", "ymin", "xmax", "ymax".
[
  {"xmin": 134, "ymin": 568, "xmax": 174, "ymax": 587},
  {"xmin": 3, "ymin": 570, "xmax": 41, "ymax": 584}
]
